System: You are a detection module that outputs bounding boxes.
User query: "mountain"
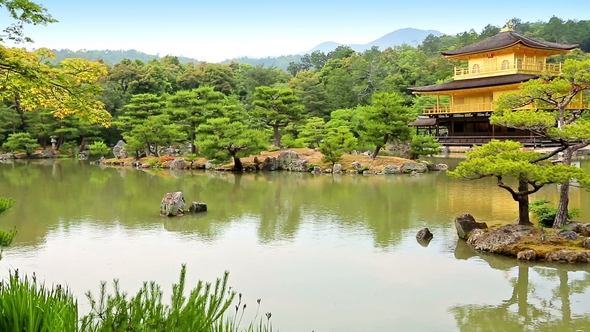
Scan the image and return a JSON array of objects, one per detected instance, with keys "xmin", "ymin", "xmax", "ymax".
[
  {"xmin": 307, "ymin": 28, "xmax": 444, "ymax": 53},
  {"xmin": 49, "ymin": 49, "xmax": 200, "ymax": 65}
]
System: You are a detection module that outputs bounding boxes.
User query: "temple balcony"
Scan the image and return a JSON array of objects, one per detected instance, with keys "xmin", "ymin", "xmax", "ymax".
[
  {"xmin": 453, "ymin": 62, "xmax": 562, "ymax": 80},
  {"xmin": 423, "ymin": 100, "xmax": 588, "ymax": 115}
]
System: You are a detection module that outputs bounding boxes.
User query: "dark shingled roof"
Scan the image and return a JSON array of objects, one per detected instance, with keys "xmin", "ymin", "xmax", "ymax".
[
  {"xmin": 441, "ymin": 31, "xmax": 578, "ymax": 56},
  {"xmin": 409, "ymin": 118, "xmax": 437, "ymax": 126},
  {"xmin": 409, "ymin": 74, "xmax": 538, "ymax": 93}
]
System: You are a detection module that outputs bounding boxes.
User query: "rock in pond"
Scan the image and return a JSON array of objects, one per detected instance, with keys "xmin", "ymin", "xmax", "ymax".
[
  {"xmin": 113, "ymin": 140, "xmax": 128, "ymax": 159},
  {"xmin": 278, "ymin": 150, "xmax": 299, "ymax": 170},
  {"xmin": 416, "ymin": 228, "xmax": 434, "ymax": 242},
  {"xmin": 262, "ymin": 157, "xmax": 279, "ymax": 171},
  {"xmin": 381, "ymin": 165, "xmax": 401, "ymax": 174},
  {"xmin": 166, "ymin": 159, "xmax": 187, "ymax": 170},
  {"xmin": 545, "ymin": 250, "xmax": 590, "ymax": 263},
  {"xmin": 454, "ymin": 213, "xmax": 488, "ymax": 240},
  {"xmin": 400, "ymin": 161, "xmax": 427, "ymax": 174},
  {"xmin": 333, "ymin": 164, "xmax": 343, "ymax": 174},
  {"xmin": 188, "ymin": 201, "xmax": 207, "ymax": 213},
  {"xmin": 160, "ymin": 191, "xmax": 186, "ymax": 217}
]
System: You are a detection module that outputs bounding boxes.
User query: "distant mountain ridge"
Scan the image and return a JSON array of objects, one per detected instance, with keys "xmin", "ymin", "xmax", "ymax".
[
  {"xmin": 47, "ymin": 28, "xmax": 445, "ymax": 69},
  {"xmin": 50, "ymin": 49, "xmax": 200, "ymax": 65},
  {"xmin": 307, "ymin": 28, "xmax": 444, "ymax": 53}
]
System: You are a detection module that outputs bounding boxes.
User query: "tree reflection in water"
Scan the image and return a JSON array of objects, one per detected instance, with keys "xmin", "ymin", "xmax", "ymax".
[{"xmin": 453, "ymin": 240, "xmax": 590, "ymax": 331}]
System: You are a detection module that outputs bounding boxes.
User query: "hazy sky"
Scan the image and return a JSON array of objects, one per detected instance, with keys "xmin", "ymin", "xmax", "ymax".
[{"xmin": 15, "ymin": 0, "xmax": 590, "ymax": 62}]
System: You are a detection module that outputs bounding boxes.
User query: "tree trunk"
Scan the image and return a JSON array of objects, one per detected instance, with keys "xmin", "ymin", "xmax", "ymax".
[
  {"xmin": 233, "ymin": 155, "xmax": 243, "ymax": 171},
  {"xmin": 190, "ymin": 131, "xmax": 196, "ymax": 154},
  {"xmin": 273, "ymin": 125, "xmax": 281, "ymax": 147},
  {"xmin": 371, "ymin": 145, "xmax": 382, "ymax": 159},
  {"xmin": 554, "ymin": 149, "xmax": 573, "ymax": 228},
  {"xmin": 516, "ymin": 179, "xmax": 532, "ymax": 225},
  {"xmin": 79, "ymin": 135, "xmax": 86, "ymax": 152}
]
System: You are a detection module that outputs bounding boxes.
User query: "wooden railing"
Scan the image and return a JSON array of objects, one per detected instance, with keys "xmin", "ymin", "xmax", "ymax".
[
  {"xmin": 423, "ymin": 100, "xmax": 588, "ymax": 115},
  {"xmin": 423, "ymin": 102, "xmax": 494, "ymax": 114},
  {"xmin": 454, "ymin": 62, "xmax": 561, "ymax": 78}
]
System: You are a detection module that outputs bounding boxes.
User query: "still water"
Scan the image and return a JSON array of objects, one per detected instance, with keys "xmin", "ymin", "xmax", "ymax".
[{"xmin": 1, "ymin": 158, "xmax": 590, "ymax": 331}]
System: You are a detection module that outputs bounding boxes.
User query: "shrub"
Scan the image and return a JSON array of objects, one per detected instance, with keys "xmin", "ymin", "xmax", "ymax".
[
  {"xmin": 529, "ymin": 199, "xmax": 580, "ymax": 227},
  {"xmin": 410, "ymin": 135, "xmax": 441, "ymax": 160},
  {"xmin": 88, "ymin": 141, "xmax": 110, "ymax": 157},
  {"xmin": 2, "ymin": 132, "xmax": 38, "ymax": 156}
]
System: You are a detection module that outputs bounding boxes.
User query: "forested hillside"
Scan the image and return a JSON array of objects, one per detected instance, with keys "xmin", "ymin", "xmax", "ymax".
[{"xmin": 2, "ymin": 16, "xmax": 590, "ymax": 167}]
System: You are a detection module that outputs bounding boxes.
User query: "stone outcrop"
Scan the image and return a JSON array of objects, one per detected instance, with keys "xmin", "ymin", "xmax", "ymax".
[
  {"xmin": 0, "ymin": 153, "xmax": 15, "ymax": 160},
  {"xmin": 517, "ymin": 249, "xmax": 536, "ymax": 261},
  {"xmin": 167, "ymin": 159, "xmax": 187, "ymax": 170},
  {"xmin": 545, "ymin": 250, "xmax": 590, "ymax": 263},
  {"xmin": 351, "ymin": 162, "xmax": 362, "ymax": 171},
  {"xmin": 113, "ymin": 140, "xmax": 128, "ymax": 159},
  {"xmin": 557, "ymin": 229, "xmax": 580, "ymax": 241},
  {"xmin": 278, "ymin": 150, "xmax": 299, "ymax": 169},
  {"xmin": 188, "ymin": 201, "xmax": 207, "ymax": 213},
  {"xmin": 381, "ymin": 165, "xmax": 401, "ymax": 174},
  {"xmin": 77, "ymin": 151, "xmax": 89, "ymax": 161},
  {"xmin": 416, "ymin": 228, "xmax": 434, "ymax": 241},
  {"xmin": 454, "ymin": 213, "xmax": 488, "ymax": 240},
  {"xmin": 262, "ymin": 157, "xmax": 279, "ymax": 171},
  {"xmin": 160, "ymin": 191, "xmax": 186, "ymax": 217},
  {"xmin": 287, "ymin": 159, "xmax": 308, "ymax": 172},
  {"xmin": 584, "ymin": 238, "xmax": 590, "ymax": 249},
  {"xmin": 400, "ymin": 161, "xmax": 428, "ymax": 173},
  {"xmin": 30, "ymin": 150, "xmax": 55, "ymax": 159},
  {"xmin": 427, "ymin": 163, "xmax": 448, "ymax": 171},
  {"xmin": 312, "ymin": 166, "xmax": 322, "ymax": 174},
  {"xmin": 333, "ymin": 164, "xmax": 343, "ymax": 174},
  {"xmin": 467, "ymin": 224, "xmax": 532, "ymax": 252},
  {"xmin": 564, "ymin": 222, "xmax": 590, "ymax": 237}
]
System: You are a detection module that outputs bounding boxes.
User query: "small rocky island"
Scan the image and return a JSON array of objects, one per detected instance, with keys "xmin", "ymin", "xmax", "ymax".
[{"xmin": 454, "ymin": 213, "xmax": 590, "ymax": 263}]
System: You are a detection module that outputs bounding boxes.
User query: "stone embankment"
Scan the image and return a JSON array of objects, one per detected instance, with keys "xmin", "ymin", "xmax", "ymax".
[{"xmin": 454, "ymin": 213, "xmax": 590, "ymax": 263}]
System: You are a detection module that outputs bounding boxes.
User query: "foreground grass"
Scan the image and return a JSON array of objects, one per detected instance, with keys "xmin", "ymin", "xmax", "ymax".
[{"xmin": 0, "ymin": 265, "xmax": 277, "ymax": 332}]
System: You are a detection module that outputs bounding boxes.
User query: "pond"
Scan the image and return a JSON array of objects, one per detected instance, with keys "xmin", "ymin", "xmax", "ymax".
[{"xmin": 1, "ymin": 158, "xmax": 590, "ymax": 331}]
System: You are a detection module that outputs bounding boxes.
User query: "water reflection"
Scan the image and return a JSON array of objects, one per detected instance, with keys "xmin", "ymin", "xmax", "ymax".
[
  {"xmin": 453, "ymin": 240, "xmax": 590, "ymax": 331},
  {"xmin": 1, "ymin": 160, "xmax": 590, "ymax": 331}
]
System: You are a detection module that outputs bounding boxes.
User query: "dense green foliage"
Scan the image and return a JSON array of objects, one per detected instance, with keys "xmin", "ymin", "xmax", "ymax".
[
  {"xmin": 529, "ymin": 199, "xmax": 580, "ymax": 227},
  {"xmin": 2, "ymin": 16, "xmax": 590, "ymax": 165}
]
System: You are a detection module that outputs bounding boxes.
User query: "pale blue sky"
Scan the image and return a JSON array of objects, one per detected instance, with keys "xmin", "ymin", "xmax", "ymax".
[{"xmin": 15, "ymin": 0, "xmax": 590, "ymax": 62}]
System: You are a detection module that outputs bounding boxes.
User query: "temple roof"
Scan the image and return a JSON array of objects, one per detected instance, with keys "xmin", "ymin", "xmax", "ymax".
[
  {"xmin": 408, "ymin": 74, "xmax": 537, "ymax": 93},
  {"xmin": 441, "ymin": 31, "xmax": 578, "ymax": 56}
]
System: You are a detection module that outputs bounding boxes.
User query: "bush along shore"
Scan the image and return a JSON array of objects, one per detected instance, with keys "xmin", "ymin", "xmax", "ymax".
[
  {"xmin": 453, "ymin": 212, "xmax": 590, "ymax": 264},
  {"xmin": 94, "ymin": 147, "xmax": 448, "ymax": 175}
]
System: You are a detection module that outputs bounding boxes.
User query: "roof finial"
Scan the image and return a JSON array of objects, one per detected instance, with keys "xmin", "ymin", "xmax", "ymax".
[{"xmin": 500, "ymin": 20, "xmax": 514, "ymax": 32}]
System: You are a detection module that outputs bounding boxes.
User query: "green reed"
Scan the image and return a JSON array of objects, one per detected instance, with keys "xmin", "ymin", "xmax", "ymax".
[{"xmin": 0, "ymin": 269, "xmax": 79, "ymax": 332}]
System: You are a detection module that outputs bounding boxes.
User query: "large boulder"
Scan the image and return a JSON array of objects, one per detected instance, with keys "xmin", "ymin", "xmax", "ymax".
[
  {"xmin": 381, "ymin": 165, "xmax": 401, "ymax": 174},
  {"xmin": 160, "ymin": 191, "xmax": 186, "ymax": 217},
  {"xmin": 454, "ymin": 213, "xmax": 488, "ymax": 240},
  {"xmin": 113, "ymin": 140, "xmax": 128, "ymax": 159},
  {"xmin": 517, "ymin": 249, "xmax": 537, "ymax": 261},
  {"xmin": 564, "ymin": 222, "xmax": 590, "ymax": 237},
  {"xmin": 167, "ymin": 159, "xmax": 187, "ymax": 170},
  {"xmin": 557, "ymin": 229, "xmax": 580, "ymax": 241},
  {"xmin": 584, "ymin": 238, "xmax": 590, "ymax": 249},
  {"xmin": 333, "ymin": 164, "xmax": 343, "ymax": 174},
  {"xmin": 351, "ymin": 162, "xmax": 362, "ymax": 171},
  {"xmin": 278, "ymin": 150, "xmax": 299, "ymax": 170},
  {"xmin": 78, "ymin": 151, "xmax": 90, "ymax": 161},
  {"xmin": 287, "ymin": 159, "xmax": 308, "ymax": 172},
  {"xmin": 545, "ymin": 250, "xmax": 590, "ymax": 263},
  {"xmin": 261, "ymin": 157, "xmax": 279, "ymax": 171},
  {"xmin": 400, "ymin": 162, "xmax": 428, "ymax": 174},
  {"xmin": 427, "ymin": 163, "xmax": 448, "ymax": 171},
  {"xmin": 188, "ymin": 201, "xmax": 207, "ymax": 213},
  {"xmin": 0, "ymin": 153, "xmax": 15, "ymax": 160}
]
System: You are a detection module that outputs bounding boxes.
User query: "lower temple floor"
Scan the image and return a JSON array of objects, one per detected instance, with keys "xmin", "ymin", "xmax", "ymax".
[{"xmin": 410, "ymin": 114, "xmax": 559, "ymax": 147}]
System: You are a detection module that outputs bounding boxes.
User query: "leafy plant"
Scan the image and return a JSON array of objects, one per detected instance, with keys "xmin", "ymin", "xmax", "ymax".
[
  {"xmin": 0, "ymin": 270, "xmax": 78, "ymax": 332},
  {"xmin": 89, "ymin": 141, "xmax": 111, "ymax": 157},
  {"xmin": 529, "ymin": 199, "xmax": 580, "ymax": 227},
  {"xmin": 184, "ymin": 153, "xmax": 198, "ymax": 168}
]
